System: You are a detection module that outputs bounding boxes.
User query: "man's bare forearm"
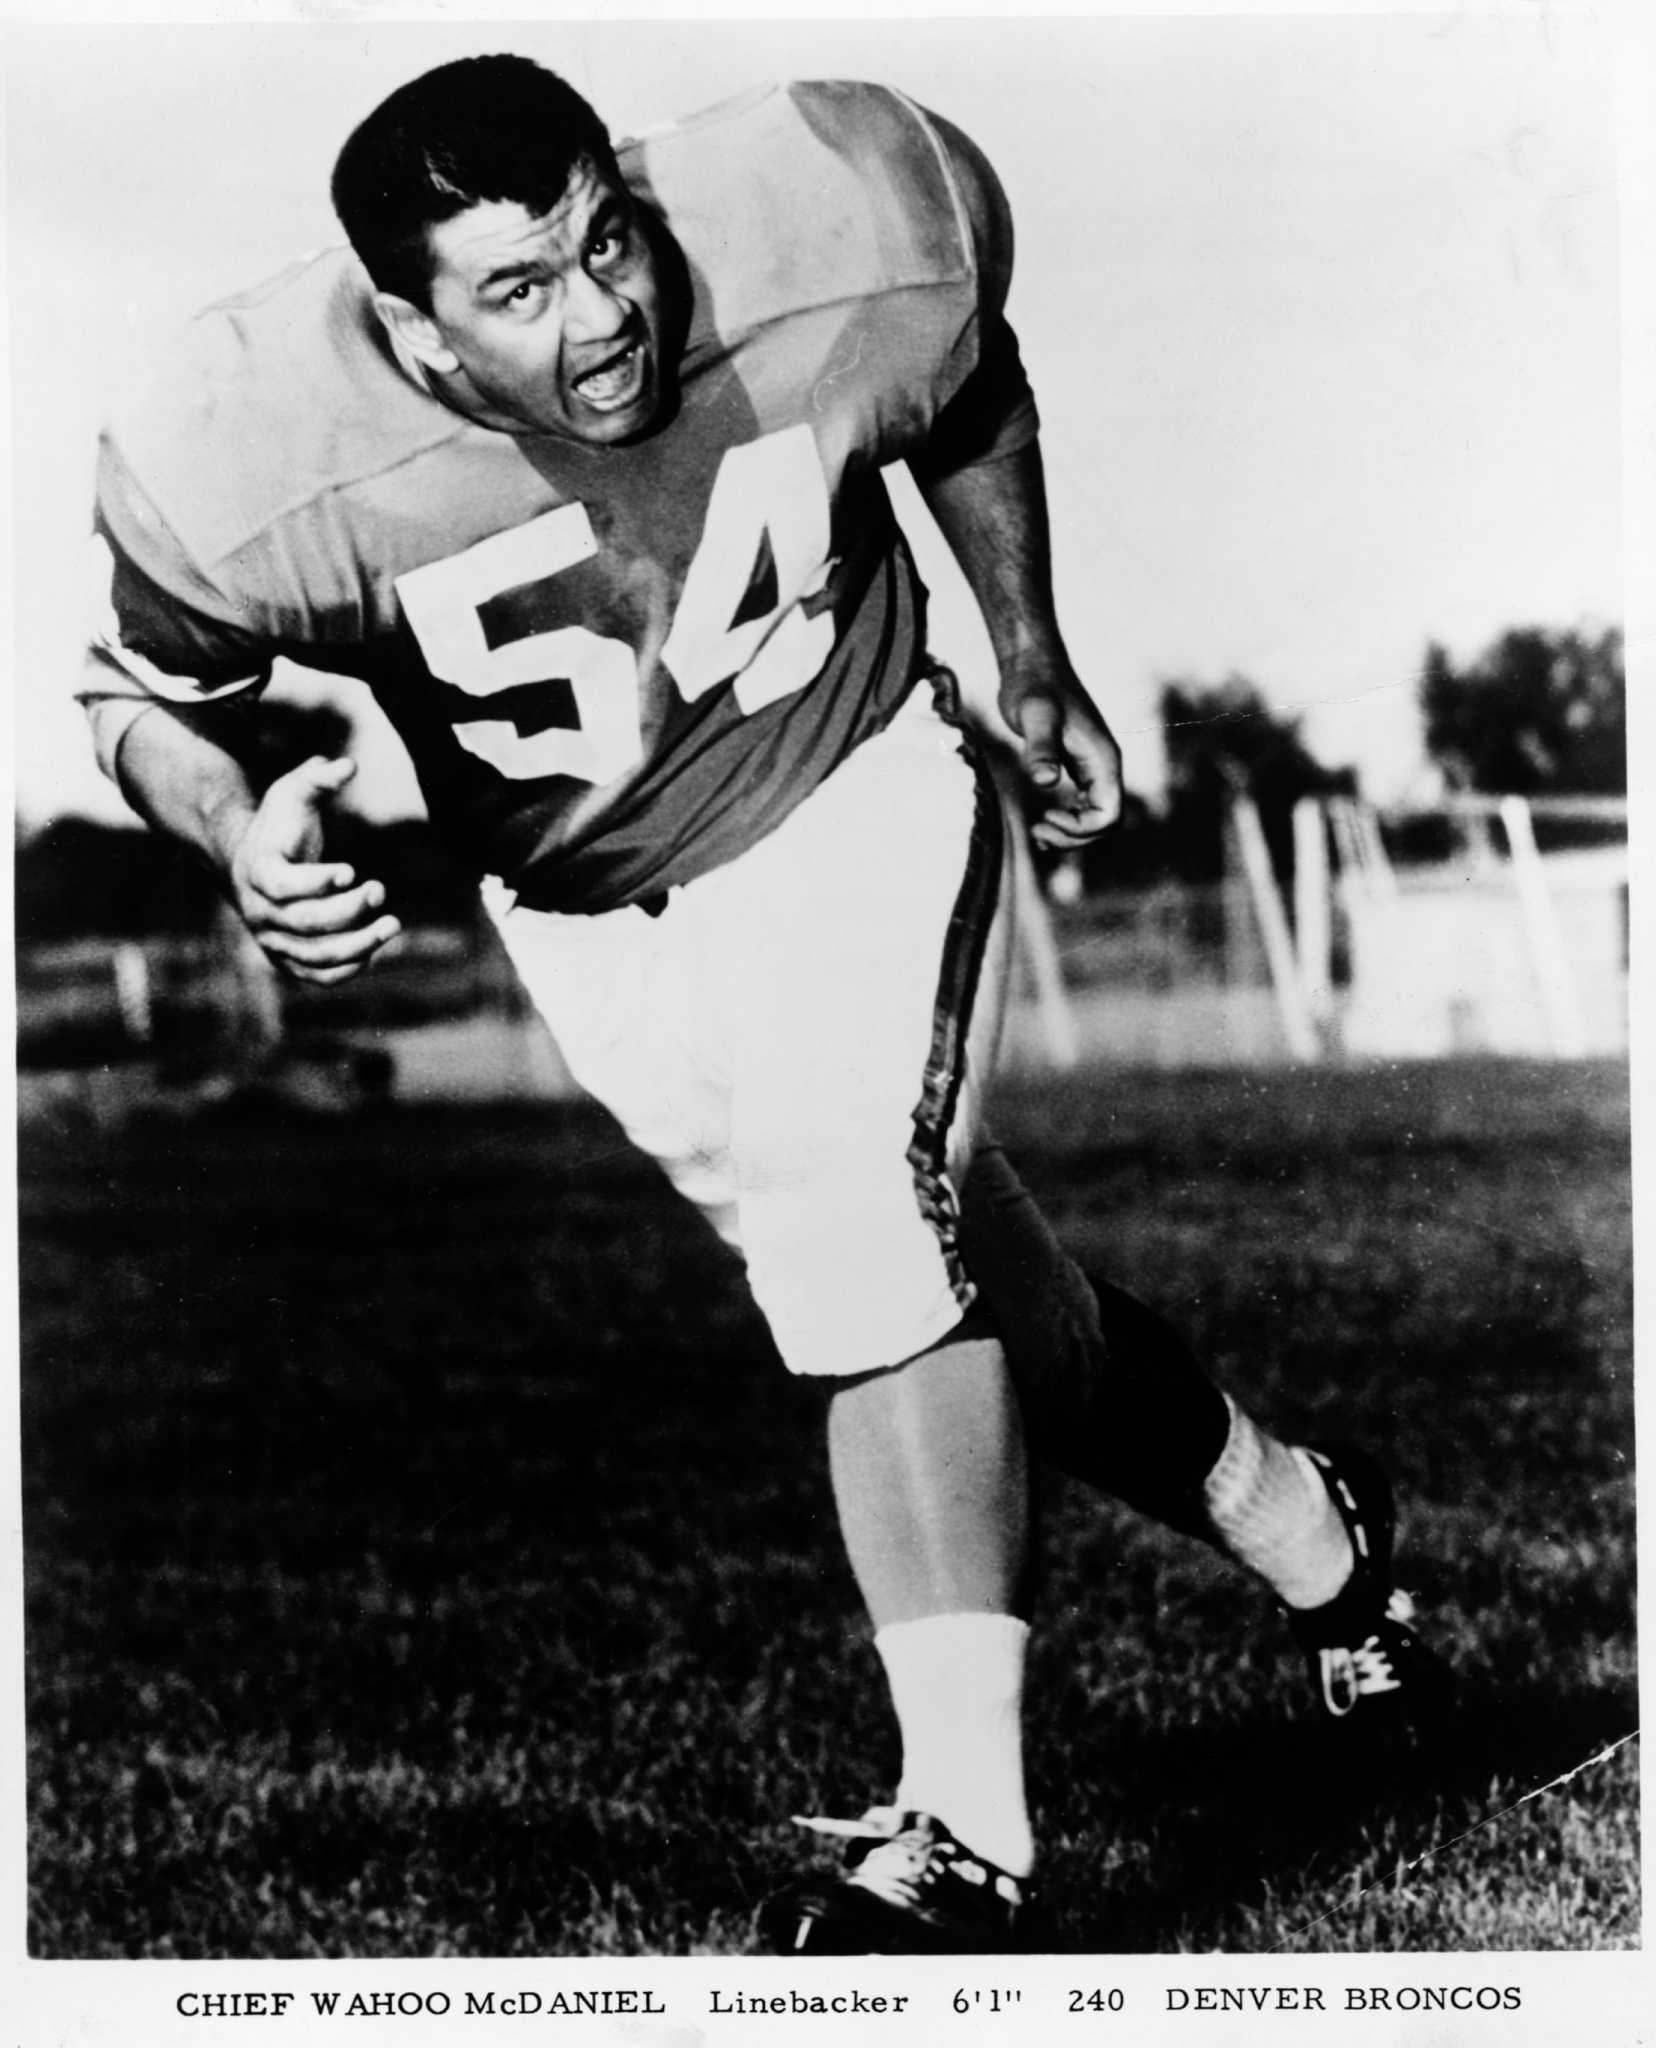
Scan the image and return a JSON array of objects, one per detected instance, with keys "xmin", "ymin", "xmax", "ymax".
[
  {"xmin": 111, "ymin": 702, "xmax": 261, "ymax": 883},
  {"xmin": 914, "ymin": 440, "xmax": 1071, "ymax": 683},
  {"xmin": 916, "ymin": 436, "xmax": 1122, "ymax": 842}
]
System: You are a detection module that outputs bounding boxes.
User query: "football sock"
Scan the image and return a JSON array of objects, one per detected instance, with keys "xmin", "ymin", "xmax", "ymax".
[
  {"xmin": 875, "ymin": 1611, "xmax": 1035, "ymax": 1879},
  {"xmin": 1202, "ymin": 1397, "xmax": 1354, "ymax": 1609}
]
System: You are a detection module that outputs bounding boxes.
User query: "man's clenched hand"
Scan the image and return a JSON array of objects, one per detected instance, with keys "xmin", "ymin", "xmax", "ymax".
[{"xmin": 1000, "ymin": 663, "xmax": 1124, "ymax": 850}]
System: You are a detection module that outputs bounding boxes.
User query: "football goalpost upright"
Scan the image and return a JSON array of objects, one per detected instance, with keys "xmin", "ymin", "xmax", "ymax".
[{"xmin": 1005, "ymin": 799, "xmax": 1081, "ymax": 1071}]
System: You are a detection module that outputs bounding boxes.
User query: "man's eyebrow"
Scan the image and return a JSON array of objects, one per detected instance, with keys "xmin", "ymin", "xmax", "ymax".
[
  {"xmin": 475, "ymin": 255, "xmax": 544, "ymax": 294},
  {"xmin": 589, "ymin": 194, "xmax": 632, "ymax": 233}
]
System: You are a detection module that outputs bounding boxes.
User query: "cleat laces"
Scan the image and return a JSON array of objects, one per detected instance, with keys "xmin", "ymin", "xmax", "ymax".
[
  {"xmin": 792, "ymin": 1809, "xmax": 1020, "ymax": 1918},
  {"xmin": 849, "ymin": 1832, "xmax": 941, "ymax": 1913},
  {"xmin": 1316, "ymin": 1589, "xmax": 1417, "ymax": 1717}
]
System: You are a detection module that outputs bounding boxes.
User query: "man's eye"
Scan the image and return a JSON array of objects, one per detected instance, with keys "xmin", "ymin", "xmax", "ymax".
[{"xmin": 588, "ymin": 228, "xmax": 624, "ymax": 267}]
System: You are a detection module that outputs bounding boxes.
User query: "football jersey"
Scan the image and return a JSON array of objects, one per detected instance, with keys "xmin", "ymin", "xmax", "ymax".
[{"xmin": 82, "ymin": 80, "xmax": 1038, "ymax": 913}]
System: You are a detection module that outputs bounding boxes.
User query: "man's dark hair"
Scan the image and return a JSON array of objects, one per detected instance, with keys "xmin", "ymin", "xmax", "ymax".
[{"xmin": 331, "ymin": 54, "xmax": 615, "ymax": 308}]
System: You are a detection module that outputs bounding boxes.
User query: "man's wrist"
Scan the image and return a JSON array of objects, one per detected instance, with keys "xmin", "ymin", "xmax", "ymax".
[
  {"xmin": 201, "ymin": 785, "xmax": 259, "ymax": 883},
  {"xmin": 997, "ymin": 638, "xmax": 1076, "ymax": 694}
]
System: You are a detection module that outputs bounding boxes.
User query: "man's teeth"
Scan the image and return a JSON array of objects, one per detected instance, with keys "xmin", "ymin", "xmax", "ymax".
[{"xmin": 576, "ymin": 345, "xmax": 640, "ymax": 405}]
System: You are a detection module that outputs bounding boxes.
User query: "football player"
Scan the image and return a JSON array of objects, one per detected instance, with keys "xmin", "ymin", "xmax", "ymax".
[{"xmin": 79, "ymin": 56, "xmax": 1437, "ymax": 1954}]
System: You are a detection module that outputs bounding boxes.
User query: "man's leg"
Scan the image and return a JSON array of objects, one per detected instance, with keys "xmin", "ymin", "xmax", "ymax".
[
  {"xmin": 959, "ymin": 1141, "xmax": 1231, "ymax": 1534},
  {"xmin": 492, "ymin": 691, "xmax": 1042, "ymax": 1946},
  {"xmin": 826, "ymin": 1326, "xmax": 1033, "ymax": 1879},
  {"xmin": 717, "ymin": 691, "xmax": 1051, "ymax": 1948},
  {"xmin": 752, "ymin": 1323, "xmax": 1038, "ymax": 1954},
  {"xmin": 958, "ymin": 1142, "xmax": 1436, "ymax": 1713},
  {"xmin": 959, "ymin": 1141, "xmax": 1350, "ymax": 1593}
]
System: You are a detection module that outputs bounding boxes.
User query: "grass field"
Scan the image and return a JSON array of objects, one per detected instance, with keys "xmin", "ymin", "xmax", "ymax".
[{"xmin": 19, "ymin": 1054, "xmax": 1637, "ymax": 1956}]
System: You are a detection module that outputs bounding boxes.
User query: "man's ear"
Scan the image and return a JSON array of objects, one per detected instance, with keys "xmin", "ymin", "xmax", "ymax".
[{"xmin": 372, "ymin": 291, "xmax": 461, "ymax": 376}]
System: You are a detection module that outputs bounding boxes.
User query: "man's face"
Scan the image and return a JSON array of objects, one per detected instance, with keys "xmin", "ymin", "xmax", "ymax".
[{"xmin": 410, "ymin": 159, "xmax": 670, "ymax": 445}]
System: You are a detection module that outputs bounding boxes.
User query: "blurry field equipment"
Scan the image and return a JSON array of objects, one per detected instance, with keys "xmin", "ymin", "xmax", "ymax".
[
  {"xmin": 1311, "ymin": 795, "xmax": 1629, "ymax": 1061},
  {"xmin": 19, "ymin": 1058, "xmax": 1635, "ymax": 1956},
  {"xmin": 1013, "ymin": 793, "xmax": 1628, "ymax": 1071}
]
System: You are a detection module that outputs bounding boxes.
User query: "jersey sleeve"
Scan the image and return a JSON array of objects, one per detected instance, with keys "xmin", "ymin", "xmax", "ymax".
[
  {"xmin": 905, "ymin": 105, "xmax": 1040, "ymax": 478},
  {"xmin": 913, "ymin": 302, "xmax": 1040, "ymax": 475},
  {"xmin": 79, "ymin": 430, "xmax": 276, "ymax": 782}
]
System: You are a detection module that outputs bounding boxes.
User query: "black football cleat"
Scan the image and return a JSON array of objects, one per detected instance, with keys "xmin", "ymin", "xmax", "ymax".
[
  {"xmin": 757, "ymin": 1807, "xmax": 1029, "ymax": 1955},
  {"xmin": 1290, "ymin": 1446, "xmax": 1449, "ymax": 1724}
]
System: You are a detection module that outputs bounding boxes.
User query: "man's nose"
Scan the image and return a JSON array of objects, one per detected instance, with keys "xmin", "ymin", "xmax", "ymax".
[{"xmin": 563, "ymin": 267, "xmax": 629, "ymax": 343}]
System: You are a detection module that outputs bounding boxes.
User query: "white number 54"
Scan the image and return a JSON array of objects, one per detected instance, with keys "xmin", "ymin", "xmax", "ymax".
[{"xmin": 395, "ymin": 425, "xmax": 835, "ymax": 787}]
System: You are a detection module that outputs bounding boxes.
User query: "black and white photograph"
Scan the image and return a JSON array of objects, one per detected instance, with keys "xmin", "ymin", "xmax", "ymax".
[{"xmin": 5, "ymin": 1, "xmax": 1648, "ymax": 2038}]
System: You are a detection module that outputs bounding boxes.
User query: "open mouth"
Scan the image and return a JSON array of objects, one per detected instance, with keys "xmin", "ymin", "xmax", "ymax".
[{"xmin": 571, "ymin": 338, "xmax": 648, "ymax": 413}]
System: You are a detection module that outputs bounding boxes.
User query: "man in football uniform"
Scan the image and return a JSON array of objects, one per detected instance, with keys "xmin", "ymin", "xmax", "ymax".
[{"xmin": 79, "ymin": 56, "xmax": 1435, "ymax": 1953}]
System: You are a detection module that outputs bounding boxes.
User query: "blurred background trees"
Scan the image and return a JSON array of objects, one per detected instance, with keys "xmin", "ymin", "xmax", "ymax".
[
  {"xmin": 1158, "ymin": 675, "xmax": 1355, "ymax": 884},
  {"xmin": 1419, "ymin": 626, "xmax": 1625, "ymax": 797}
]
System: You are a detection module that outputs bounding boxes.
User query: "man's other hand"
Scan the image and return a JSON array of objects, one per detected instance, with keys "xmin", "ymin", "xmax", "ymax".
[
  {"xmin": 1001, "ymin": 664, "xmax": 1124, "ymax": 849},
  {"xmin": 227, "ymin": 755, "xmax": 402, "ymax": 984}
]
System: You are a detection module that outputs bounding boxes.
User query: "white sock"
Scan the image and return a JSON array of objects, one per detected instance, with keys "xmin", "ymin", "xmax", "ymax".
[
  {"xmin": 874, "ymin": 1611, "xmax": 1034, "ymax": 1878},
  {"xmin": 1203, "ymin": 1397, "xmax": 1354, "ymax": 1609}
]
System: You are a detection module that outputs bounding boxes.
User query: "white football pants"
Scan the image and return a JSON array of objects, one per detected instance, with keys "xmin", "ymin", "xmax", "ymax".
[{"xmin": 486, "ymin": 685, "xmax": 1012, "ymax": 1378}]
